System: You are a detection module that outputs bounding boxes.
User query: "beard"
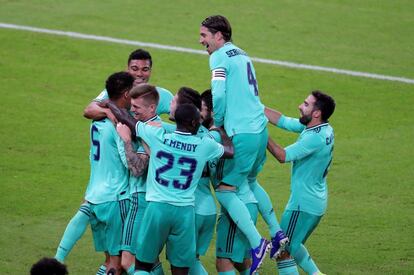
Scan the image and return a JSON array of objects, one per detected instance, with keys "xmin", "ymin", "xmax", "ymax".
[{"xmin": 299, "ymin": 114, "xmax": 312, "ymax": 125}]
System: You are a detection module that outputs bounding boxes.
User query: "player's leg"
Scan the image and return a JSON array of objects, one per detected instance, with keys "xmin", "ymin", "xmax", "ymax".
[
  {"xmin": 189, "ymin": 213, "xmax": 216, "ymax": 275},
  {"xmin": 215, "ymin": 132, "xmax": 269, "ymax": 251},
  {"xmin": 103, "ymin": 199, "xmax": 130, "ymax": 275},
  {"xmin": 135, "ymin": 202, "xmax": 170, "ymax": 273},
  {"xmin": 216, "ymin": 203, "xmax": 259, "ymax": 274},
  {"xmin": 234, "ymin": 258, "xmax": 251, "ymax": 275},
  {"xmin": 55, "ymin": 202, "xmax": 91, "ymax": 262},
  {"xmin": 121, "ymin": 193, "xmax": 140, "ymax": 274},
  {"xmin": 166, "ymin": 205, "xmax": 196, "ymax": 274},
  {"xmin": 280, "ymin": 210, "xmax": 323, "ymax": 275}
]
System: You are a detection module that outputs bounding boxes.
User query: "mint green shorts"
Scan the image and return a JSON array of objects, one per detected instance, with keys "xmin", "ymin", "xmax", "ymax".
[
  {"xmin": 195, "ymin": 213, "xmax": 216, "ymax": 256},
  {"xmin": 90, "ymin": 199, "xmax": 129, "ymax": 256},
  {"xmin": 216, "ymin": 203, "xmax": 258, "ymax": 263},
  {"xmin": 136, "ymin": 202, "xmax": 196, "ymax": 267},
  {"xmin": 218, "ymin": 128, "xmax": 267, "ymax": 187},
  {"xmin": 280, "ymin": 210, "xmax": 322, "ymax": 255}
]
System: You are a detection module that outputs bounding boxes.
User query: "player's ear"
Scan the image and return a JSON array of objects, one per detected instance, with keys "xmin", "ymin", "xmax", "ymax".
[{"xmin": 312, "ymin": 109, "xmax": 322, "ymax": 119}]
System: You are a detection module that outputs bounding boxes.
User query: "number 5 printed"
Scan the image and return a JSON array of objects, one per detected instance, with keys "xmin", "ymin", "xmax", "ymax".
[{"xmin": 91, "ymin": 125, "xmax": 100, "ymax": 161}]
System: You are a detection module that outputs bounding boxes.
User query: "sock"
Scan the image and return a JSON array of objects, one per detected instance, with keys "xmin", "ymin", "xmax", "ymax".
[
  {"xmin": 218, "ymin": 271, "xmax": 236, "ymax": 275},
  {"xmin": 96, "ymin": 265, "xmax": 107, "ymax": 275},
  {"xmin": 277, "ymin": 259, "xmax": 299, "ymax": 275},
  {"xmin": 150, "ymin": 262, "xmax": 164, "ymax": 275},
  {"xmin": 127, "ymin": 264, "xmax": 135, "ymax": 275},
  {"xmin": 134, "ymin": 271, "xmax": 149, "ymax": 275},
  {"xmin": 292, "ymin": 244, "xmax": 318, "ymax": 274},
  {"xmin": 55, "ymin": 205, "xmax": 90, "ymax": 262},
  {"xmin": 189, "ymin": 258, "xmax": 208, "ymax": 275},
  {"xmin": 239, "ymin": 269, "xmax": 249, "ymax": 275},
  {"xmin": 215, "ymin": 190, "xmax": 261, "ymax": 248},
  {"xmin": 249, "ymin": 179, "xmax": 281, "ymax": 236}
]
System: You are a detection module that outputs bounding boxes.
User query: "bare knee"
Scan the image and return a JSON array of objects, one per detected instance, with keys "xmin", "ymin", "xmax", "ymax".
[
  {"xmin": 216, "ymin": 257, "xmax": 234, "ymax": 272},
  {"xmin": 121, "ymin": 251, "xmax": 135, "ymax": 271},
  {"xmin": 234, "ymin": 258, "xmax": 251, "ymax": 272}
]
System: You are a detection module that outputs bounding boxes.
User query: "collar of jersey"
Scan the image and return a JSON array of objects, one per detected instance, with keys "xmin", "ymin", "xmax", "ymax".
[
  {"xmin": 143, "ymin": 115, "xmax": 159, "ymax": 123},
  {"xmin": 305, "ymin": 122, "xmax": 329, "ymax": 131},
  {"xmin": 174, "ymin": 130, "xmax": 192, "ymax": 136}
]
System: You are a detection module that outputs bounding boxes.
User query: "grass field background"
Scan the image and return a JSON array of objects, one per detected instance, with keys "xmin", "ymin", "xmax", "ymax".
[{"xmin": 0, "ymin": 1, "xmax": 413, "ymax": 274}]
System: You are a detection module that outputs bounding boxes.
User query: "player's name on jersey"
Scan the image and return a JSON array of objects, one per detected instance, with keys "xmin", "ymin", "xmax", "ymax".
[
  {"xmin": 225, "ymin": 48, "xmax": 247, "ymax": 58},
  {"xmin": 163, "ymin": 138, "xmax": 198, "ymax": 152}
]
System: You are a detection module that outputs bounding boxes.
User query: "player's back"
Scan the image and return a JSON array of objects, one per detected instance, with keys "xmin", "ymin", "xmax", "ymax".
[
  {"xmin": 210, "ymin": 42, "xmax": 267, "ymax": 135},
  {"xmin": 138, "ymin": 124, "xmax": 224, "ymax": 206},
  {"xmin": 85, "ymin": 118, "xmax": 129, "ymax": 204}
]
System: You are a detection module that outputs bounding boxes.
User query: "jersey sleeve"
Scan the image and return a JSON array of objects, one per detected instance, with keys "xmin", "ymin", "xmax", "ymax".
[
  {"xmin": 161, "ymin": 121, "xmax": 177, "ymax": 133},
  {"xmin": 93, "ymin": 89, "xmax": 108, "ymax": 102},
  {"xmin": 285, "ymin": 132, "xmax": 324, "ymax": 162},
  {"xmin": 155, "ymin": 87, "xmax": 174, "ymax": 115},
  {"xmin": 210, "ymin": 52, "xmax": 228, "ymax": 127},
  {"xmin": 202, "ymin": 136, "xmax": 225, "ymax": 160},
  {"xmin": 277, "ymin": 115, "xmax": 306, "ymax": 133},
  {"xmin": 136, "ymin": 122, "xmax": 164, "ymax": 148},
  {"xmin": 207, "ymin": 130, "xmax": 222, "ymax": 143}
]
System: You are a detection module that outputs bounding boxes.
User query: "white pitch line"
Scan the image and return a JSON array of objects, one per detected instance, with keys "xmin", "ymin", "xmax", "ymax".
[{"xmin": 1, "ymin": 22, "xmax": 414, "ymax": 85}]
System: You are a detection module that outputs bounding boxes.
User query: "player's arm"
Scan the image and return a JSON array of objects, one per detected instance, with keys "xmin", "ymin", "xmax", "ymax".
[
  {"xmin": 209, "ymin": 127, "xmax": 234, "ymax": 158},
  {"xmin": 265, "ymin": 106, "xmax": 282, "ymax": 126},
  {"xmin": 116, "ymin": 123, "xmax": 149, "ymax": 177},
  {"xmin": 106, "ymin": 101, "xmax": 138, "ymax": 136},
  {"xmin": 267, "ymin": 136, "xmax": 286, "ymax": 163},
  {"xmin": 83, "ymin": 101, "xmax": 118, "ymax": 124}
]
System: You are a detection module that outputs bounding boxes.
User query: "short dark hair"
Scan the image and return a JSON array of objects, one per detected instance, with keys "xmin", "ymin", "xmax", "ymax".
[
  {"xmin": 177, "ymin": 87, "xmax": 202, "ymax": 110},
  {"xmin": 30, "ymin": 257, "xmax": 68, "ymax": 275},
  {"xmin": 129, "ymin": 84, "xmax": 159, "ymax": 106},
  {"xmin": 201, "ymin": 15, "xmax": 232, "ymax": 42},
  {"xmin": 175, "ymin": 103, "xmax": 200, "ymax": 129},
  {"xmin": 105, "ymin": 72, "xmax": 135, "ymax": 100},
  {"xmin": 201, "ymin": 89, "xmax": 213, "ymax": 111},
  {"xmin": 128, "ymin": 49, "xmax": 152, "ymax": 67},
  {"xmin": 312, "ymin": 90, "xmax": 336, "ymax": 122}
]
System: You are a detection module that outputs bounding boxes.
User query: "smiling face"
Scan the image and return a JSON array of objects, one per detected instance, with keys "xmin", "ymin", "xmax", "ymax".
[
  {"xmin": 199, "ymin": 26, "xmax": 224, "ymax": 55},
  {"xmin": 130, "ymin": 96, "xmax": 155, "ymax": 122},
  {"xmin": 127, "ymin": 59, "xmax": 152, "ymax": 85}
]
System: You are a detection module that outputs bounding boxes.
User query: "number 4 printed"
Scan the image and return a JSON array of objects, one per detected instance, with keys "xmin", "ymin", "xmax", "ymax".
[{"xmin": 247, "ymin": 62, "xmax": 259, "ymax": 96}]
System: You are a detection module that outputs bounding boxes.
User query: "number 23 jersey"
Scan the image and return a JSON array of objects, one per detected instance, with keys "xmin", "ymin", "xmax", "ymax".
[{"xmin": 136, "ymin": 122, "xmax": 225, "ymax": 206}]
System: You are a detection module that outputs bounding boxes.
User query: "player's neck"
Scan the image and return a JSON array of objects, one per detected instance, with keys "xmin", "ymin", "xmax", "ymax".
[{"xmin": 306, "ymin": 119, "xmax": 324, "ymax": 128}]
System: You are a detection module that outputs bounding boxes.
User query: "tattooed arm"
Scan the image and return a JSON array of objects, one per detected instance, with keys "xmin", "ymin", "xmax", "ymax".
[
  {"xmin": 124, "ymin": 140, "xmax": 149, "ymax": 177},
  {"xmin": 117, "ymin": 123, "xmax": 149, "ymax": 177}
]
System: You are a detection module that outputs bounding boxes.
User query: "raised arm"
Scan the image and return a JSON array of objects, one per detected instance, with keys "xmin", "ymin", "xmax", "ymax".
[
  {"xmin": 210, "ymin": 127, "xmax": 234, "ymax": 158},
  {"xmin": 267, "ymin": 136, "xmax": 286, "ymax": 163},
  {"xmin": 264, "ymin": 106, "xmax": 282, "ymax": 126},
  {"xmin": 106, "ymin": 101, "xmax": 138, "ymax": 136},
  {"xmin": 83, "ymin": 101, "xmax": 118, "ymax": 124}
]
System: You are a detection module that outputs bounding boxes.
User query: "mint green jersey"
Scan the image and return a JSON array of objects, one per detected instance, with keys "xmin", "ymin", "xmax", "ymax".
[
  {"xmin": 85, "ymin": 118, "xmax": 129, "ymax": 204},
  {"xmin": 162, "ymin": 123, "xmax": 220, "ymax": 214},
  {"xmin": 277, "ymin": 115, "xmax": 334, "ymax": 216},
  {"xmin": 136, "ymin": 123, "xmax": 225, "ymax": 206},
  {"xmin": 94, "ymin": 86, "xmax": 173, "ymax": 115},
  {"xmin": 209, "ymin": 42, "xmax": 268, "ymax": 136},
  {"xmin": 128, "ymin": 115, "xmax": 162, "ymax": 194}
]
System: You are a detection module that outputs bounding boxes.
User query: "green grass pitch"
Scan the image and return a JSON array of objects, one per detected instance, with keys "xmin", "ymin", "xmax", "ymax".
[{"xmin": 0, "ymin": 1, "xmax": 413, "ymax": 274}]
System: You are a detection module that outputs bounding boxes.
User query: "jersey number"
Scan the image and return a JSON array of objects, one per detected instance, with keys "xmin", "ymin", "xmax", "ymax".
[
  {"xmin": 91, "ymin": 125, "xmax": 100, "ymax": 161},
  {"xmin": 155, "ymin": 151, "xmax": 197, "ymax": 190},
  {"xmin": 247, "ymin": 62, "xmax": 259, "ymax": 96}
]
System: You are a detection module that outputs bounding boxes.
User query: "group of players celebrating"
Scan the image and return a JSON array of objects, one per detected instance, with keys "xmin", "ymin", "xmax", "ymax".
[{"xmin": 54, "ymin": 15, "xmax": 336, "ymax": 275}]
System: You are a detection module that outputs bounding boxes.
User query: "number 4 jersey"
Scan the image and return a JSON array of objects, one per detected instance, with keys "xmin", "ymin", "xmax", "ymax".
[
  {"xmin": 136, "ymin": 122, "xmax": 225, "ymax": 206},
  {"xmin": 209, "ymin": 42, "xmax": 268, "ymax": 136}
]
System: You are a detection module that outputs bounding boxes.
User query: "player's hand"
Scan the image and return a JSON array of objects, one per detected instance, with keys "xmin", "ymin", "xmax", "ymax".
[{"xmin": 116, "ymin": 123, "xmax": 132, "ymax": 142}]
